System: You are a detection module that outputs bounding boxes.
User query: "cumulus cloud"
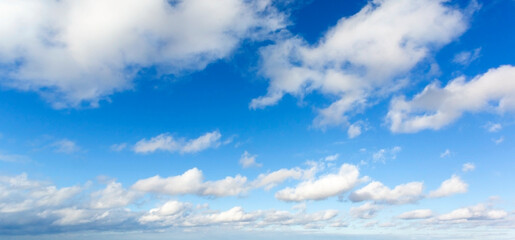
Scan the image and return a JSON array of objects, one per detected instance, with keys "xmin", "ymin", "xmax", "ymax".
[
  {"xmin": 437, "ymin": 204, "xmax": 508, "ymax": 221},
  {"xmin": 350, "ymin": 202, "xmax": 382, "ymax": 219},
  {"xmin": 90, "ymin": 181, "xmax": 141, "ymax": 209},
  {"xmin": 0, "ymin": 0, "xmax": 285, "ymax": 108},
  {"xmin": 349, "ymin": 181, "xmax": 423, "ymax": 205},
  {"xmin": 131, "ymin": 168, "xmax": 248, "ymax": 197},
  {"xmin": 133, "ymin": 130, "xmax": 222, "ymax": 154},
  {"xmin": 252, "ymin": 0, "xmax": 469, "ymax": 132},
  {"xmin": 347, "ymin": 123, "xmax": 362, "ymax": 139},
  {"xmin": 387, "ymin": 65, "xmax": 515, "ymax": 133},
  {"xmin": 275, "ymin": 164, "xmax": 362, "ymax": 202},
  {"xmin": 251, "ymin": 164, "xmax": 318, "ymax": 190},
  {"xmin": 398, "ymin": 209, "xmax": 433, "ymax": 220},
  {"xmin": 239, "ymin": 151, "xmax": 262, "ymax": 168},
  {"xmin": 429, "ymin": 175, "xmax": 468, "ymax": 198}
]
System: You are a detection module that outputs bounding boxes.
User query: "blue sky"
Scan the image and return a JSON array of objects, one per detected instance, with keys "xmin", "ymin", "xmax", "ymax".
[{"xmin": 0, "ymin": 0, "xmax": 514, "ymax": 239}]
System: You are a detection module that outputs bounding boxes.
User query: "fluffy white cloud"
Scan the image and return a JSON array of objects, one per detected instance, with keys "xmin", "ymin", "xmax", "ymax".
[
  {"xmin": 90, "ymin": 181, "xmax": 141, "ymax": 209},
  {"xmin": 251, "ymin": 163, "xmax": 319, "ymax": 190},
  {"xmin": 429, "ymin": 175, "xmax": 468, "ymax": 198},
  {"xmin": 462, "ymin": 163, "xmax": 475, "ymax": 172},
  {"xmin": 350, "ymin": 202, "xmax": 382, "ymax": 219},
  {"xmin": 252, "ymin": 0, "xmax": 469, "ymax": 132},
  {"xmin": 347, "ymin": 123, "xmax": 362, "ymax": 139},
  {"xmin": 387, "ymin": 65, "xmax": 515, "ymax": 133},
  {"xmin": 275, "ymin": 164, "xmax": 362, "ymax": 202},
  {"xmin": 349, "ymin": 181, "xmax": 423, "ymax": 204},
  {"xmin": 140, "ymin": 200, "xmax": 339, "ymax": 229},
  {"xmin": 239, "ymin": 151, "xmax": 262, "ymax": 168},
  {"xmin": 131, "ymin": 168, "xmax": 248, "ymax": 197},
  {"xmin": 0, "ymin": 173, "xmax": 81, "ymax": 213},
  {"xmin": 133, "ymin": 130, "xmax": 222, "ymax": 154},
  {"xmin": 0, "ymin": 0, "xmax": 285, "ymax": 108},
  {"xmin": 398, "ymin": 209, "xmax": 433, "ymax": 220},
  {"xmin": 438, "ymin": 204, "xmax": 508, "ymax": 221}
]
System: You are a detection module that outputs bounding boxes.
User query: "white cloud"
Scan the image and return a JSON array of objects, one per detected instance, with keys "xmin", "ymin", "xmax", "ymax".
[
  {"xmin": 372, "ymin": 146, "xmax": 401, "ymax": 163},
  {"xmin": 453, "ymin": 48, "xmax": 481, "ymax": 66},
  {"xmin": 51, "ymin": 139, "xmax": 80, "ymax": 154},
  {"xmin": 140, "ymin": 200, "xmax": 339, "ymax": 229},
  {"xmin": 252, "ymin": 0, "xmax": 468, "ymax": 131},
  {"xmin": 347, "ymin": 123, "xmax": 362, "ymax": 139},
  {"xmin": 349, "ymin": 181, "xmax": 423, "ymax": 205},
  {"xmin": 350, "ymin": 202, "xmax": 382, "ymax": 219},
  {"xmin": 251, "ymin": 165, "xmax": 317, "ymax": 190},
  {"xmin": 485, "ymin": 122, "xmax": 502, "ymax": 133},
  {"xmin": 90, "ymin": 181, "xmax": 141, "ymax": 209},
  {"xmin": 438, "ymin": 204, "xmax": 508, "ymax": 221},
  {"xmin": 275, "ymin": 164, "xmax": 362, "ymax": 202},
  {"xmin": 398, "ymin": 209, "xmax": 433, "ymax": 220},
  {"xmin": 387, "ymin": 65, "xmax": 515, "ymax": 133},
  {"xmin": 131, "ymin": 168, "xmax": 248, "ymax": 197},
  {"xmin": 239, "ymin": 151, "xmax": 262, "ymax": 168},
  {"xmin": 324, "ymin": 154, "xmax": 339, "ymax": 162},
  {"xmin": 429, "ymin": 175, "xmax": 468, "ymax": 198},
  {"xmin": 462, "ymin": 163, "xmax": 475, "ymax": 172},
  {"xmin": 440, "ymin": 149, "xmax": 451, "ymax": 158},
  {"xmin": 0, "ymin": 0, "xmax": 285, "ymax": 108},
  {"xmin": 133, "ymin": 130, "xmax": 222, "ymax": 154}
]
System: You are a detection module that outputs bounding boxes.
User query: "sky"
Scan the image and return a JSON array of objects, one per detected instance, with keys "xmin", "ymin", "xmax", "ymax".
[{"xmin": 0, "ymin": 0, "xmax": 515, "ymax": 239}]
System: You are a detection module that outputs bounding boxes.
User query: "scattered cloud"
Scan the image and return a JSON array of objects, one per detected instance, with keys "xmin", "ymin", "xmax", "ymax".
[
  {"xmin": 131, "ymin": 168, "xmax": 248, "ymax": 197},
  {"xmin": 440, "ymin": 149, "xmax": 451, "ymax": 158},
  {"xmin": 251, "ymin": 164, "xmax": 318, "ymax": 190},
  {"xmin": 0, "ymin": 0, "xmax": 285, "ymax": 108},
  {"xmin": 387, "ymin": 65, "xmax": 515, "ymax": 133},
  {"xmin": 485, "ymin": 122, "xmax": 502, "ymax": 133},
  {"xmin": 437, "ymin": 204, "xmax": 508, "ymax": 221},
  {"xmin": 324, "ymin": 154, "xmax": 339, "ymax": 162},
  {"xmin": 453, "ymin": 48, "xmax": 481, "ymax": 66},
  {"xmin": 493, "ymin": 136, "xmax": 505, "ymax": 144},
  {"xmin": 51, "ymin": 139, "xmax": 80, "ymax": 154},
  {"xmin": 239, "ymin": 151, "xmax": 262, "ymax": 168},
  {"xmin": 398, "ymin": 209, "xmax": 433, "ymax": 220},
  {"xmin": 110, "ymin": 143, "xmax": 127, "ymax": 152},
  {"xmin": 90, "ymin": 181, "xmax": 141, "ymax": 209},
  {"xmin": 0, "ymin": 152, "xmax": 30, "ymax": 163},
  {"xmin": 350, "ymin": 202, "xmax": 382, "ymax": 219},
  {"xmin": 372, "ymin": 146, "xmax": 401, "ymax": 163},
  {"xmin": 133, "ymin": 130, "xmax": 222, "ymax": 154},
  {"xmin": 349, "ymin": 181, "xmax": 423, "ymax": 205},
  {"xmin": 429, "ymin": 175, "xmax": 468, "ymax": 198},
  {"xmin": 275, "ymin": 164, "xmax": 363, "ymax": 202},
  {"xmin": 251, "ymin": 0, "xmax": 469, "ymax": 133},
  {"xmin": 462, "ymin": 163, "xmax": 476, "ymax": 172},
  {"xmin": 347, "ymin": 123, "xmax": 362, "ymax": 139}
]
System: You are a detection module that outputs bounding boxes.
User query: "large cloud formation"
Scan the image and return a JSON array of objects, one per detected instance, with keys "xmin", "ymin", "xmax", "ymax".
[
  {"xmin": 0, "ymin": 0, "xmax": 285, "ymax": 108},
  {"xmin": 251, "ymin": 0, "xmax": 470, "ymax": 130}
]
